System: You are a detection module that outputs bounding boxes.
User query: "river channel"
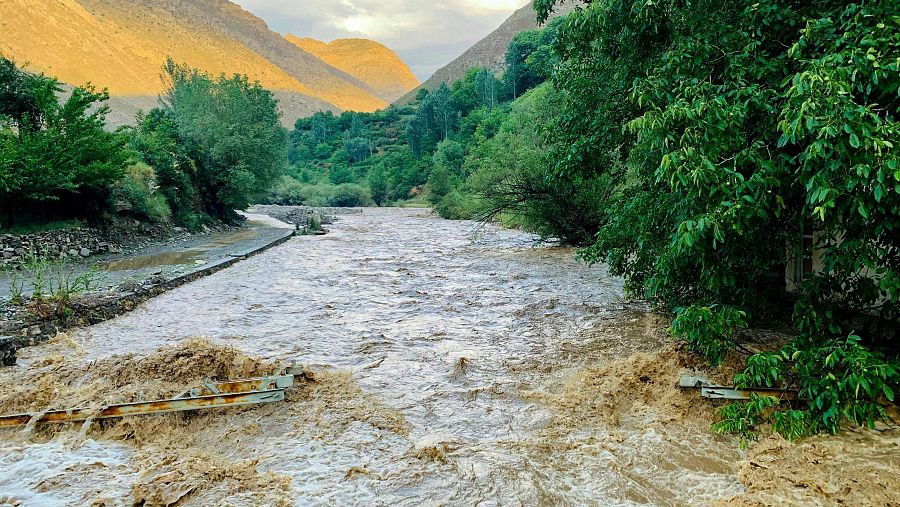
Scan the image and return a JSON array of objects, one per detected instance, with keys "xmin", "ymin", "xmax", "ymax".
[{"xmin": 0, "ymin": 208, "xmax": 746, "ymax": 506}]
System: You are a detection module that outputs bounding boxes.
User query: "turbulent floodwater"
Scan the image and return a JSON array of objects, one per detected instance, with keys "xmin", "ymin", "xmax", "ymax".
[{"xmin": 0, "ymin": 208, "xmax": 748, "ymax": 506}]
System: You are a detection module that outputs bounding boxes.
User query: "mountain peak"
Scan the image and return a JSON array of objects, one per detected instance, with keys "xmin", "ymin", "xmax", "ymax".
[
  {"xmin": 397, "ymin": 1, "xmax": 577, "ymax": 104},
  {"xmin": 286, "ymin": 35, "xmax": 420, "ymax": 103}
]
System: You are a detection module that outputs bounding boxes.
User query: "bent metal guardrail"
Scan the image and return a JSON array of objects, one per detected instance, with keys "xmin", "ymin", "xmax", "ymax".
[{"xmin": 0, "ymin": 369, "xmax": 303, "ymax": 428}]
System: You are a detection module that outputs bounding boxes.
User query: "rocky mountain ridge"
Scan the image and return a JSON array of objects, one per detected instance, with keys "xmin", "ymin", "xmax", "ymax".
[
  {"xmin": 286, "ymin": 36, "xmax": 420, "ymax": 103},
  {"xmin": 396, "ymin": 1, "xmax": 578, "ymax": 104},
  {"xmin": 0, "ymin": 0, "xmax": 417, "ymax": 125}
]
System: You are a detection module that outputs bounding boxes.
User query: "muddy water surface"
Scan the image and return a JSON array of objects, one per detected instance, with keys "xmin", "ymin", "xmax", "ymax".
[{"xmin": 1, "ymin": 209, "xmax": 746, "ymax": 506}]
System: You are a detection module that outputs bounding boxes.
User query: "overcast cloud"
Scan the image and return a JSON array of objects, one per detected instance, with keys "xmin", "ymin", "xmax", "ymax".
[{"xmin": 232, "ymin": 0, "xmax": 530, "ymax": 81}]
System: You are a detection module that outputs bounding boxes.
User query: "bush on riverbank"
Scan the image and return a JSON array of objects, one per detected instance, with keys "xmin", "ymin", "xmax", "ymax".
[
  {"xmin": 263, "ymin": 178, "xmax": 373, "ymax": 208},
  {"xmin": 132, "ymin": 59, "xmax": 288, "ymax": 224},
  {"xmin": 109, "ymin": 163, "xmax": 172, "ymax": 223},
  {"xmin": 0, "ymin": 57, "xmax": 127, "ymax": 228}
]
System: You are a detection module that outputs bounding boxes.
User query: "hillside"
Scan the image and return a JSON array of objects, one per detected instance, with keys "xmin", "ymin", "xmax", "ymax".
[
  {"xmin": 286, "ymin": 36, "xmax": 420, "ymax": 103},
  {"xmin": 0, "ymin": 0, "xmax": 400, "ymax": 125},
  {"xmin": 396, "ymin": 1, "xmax": 577, "ymax": 104}
]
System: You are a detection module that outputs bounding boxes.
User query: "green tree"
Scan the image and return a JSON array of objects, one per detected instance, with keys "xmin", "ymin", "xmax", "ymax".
[
  {"xmin": 426, "ymin": 82, "xmax": 456, "ymax": 141},
  {"xmin": 0, "ymin": 57, "xmax": 127, "ymax": 225},
  {"xmin": 466, "ymin": 84, "xmax": 611, "ymax": 243},
  {"xmin": 535, "ymin": 0, "xmax": 900, "ymax": 438},
  {"xmin": 157, "ymin": 59, "xmax": 288, "ymax": 220},
  {"xmin": 427, "ymin": 165, "xmax": 452, "ymax": 205},
  {"xmin": 345, "ymin": 136, "xmax": 372, "ymax": 163},
  {"xmin": 432, "ymin": 139, "xmax": 466, "ymax": 175},
  {"xmin": 368, "ymin": 166, "xmax": 389, "ymax": 205},
  {"xmin": 504, "ymin": 19, "xmax": 563, "ymax": 98},
  {"xmin": 130, "ymin": 108, "xmax": 200, "ymax": 225}
]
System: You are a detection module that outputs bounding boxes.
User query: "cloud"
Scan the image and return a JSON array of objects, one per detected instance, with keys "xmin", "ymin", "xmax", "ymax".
[{"xmin": 231, "ymin": 0, "xmax": 530, "ymax": 80}]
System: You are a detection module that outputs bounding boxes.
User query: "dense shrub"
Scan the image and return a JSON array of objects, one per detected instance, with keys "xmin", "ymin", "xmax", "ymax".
[
  {"xmin": 434, "ymin": 190, "xmax": 478, "ymax": 220},
  {"xmin": 0, "ymin": 57, "xmax": 127, "ymax": 226},
  {"xmin": 109, "ymin": 163, "xmax": 172, "ymax": 223},
  {"xmin": 264, "ymin": 175, "xmax": 306, "ymax": 206},
  {"xmin": 327, "ymin": 183, "xmax": 373, "ymax": 207}
]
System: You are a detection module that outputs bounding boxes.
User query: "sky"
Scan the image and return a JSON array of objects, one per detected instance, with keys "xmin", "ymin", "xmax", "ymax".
[{"xmin": 232, "ymin": 0, "xmax": 530, "ymax": 81}]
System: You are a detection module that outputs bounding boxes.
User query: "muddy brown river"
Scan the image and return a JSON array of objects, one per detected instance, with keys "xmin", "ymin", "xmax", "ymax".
[{"xmin": 1, "ymin": 208, "xmax": 752, "ymax": 506}]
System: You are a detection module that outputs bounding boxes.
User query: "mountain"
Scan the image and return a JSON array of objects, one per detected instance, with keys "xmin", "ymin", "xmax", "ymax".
[
  {"xmin": 396, "ymin": 1, "xmax": 578, "ymax": 104},
  {"xmin": 0, "ymin": 0, "xmax": 412, "ymax": 126},
  {"xmin": 286, "ymin": 36, "xmax": 420, "ymax": 103}
]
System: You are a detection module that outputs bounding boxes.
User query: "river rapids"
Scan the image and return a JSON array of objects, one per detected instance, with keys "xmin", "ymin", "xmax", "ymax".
[{"xmin": 2, "ymin": 208, "xmax": 896, "ymax": 506}]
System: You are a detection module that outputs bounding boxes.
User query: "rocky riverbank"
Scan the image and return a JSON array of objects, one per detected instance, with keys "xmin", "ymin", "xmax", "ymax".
[
  {"xmin": 0, "ymin": 228, "xmax": 117, "ymax": 268},
  {"xmin": 0, "ymin": 219, "xmax": 233, "ymax": 269},
  {"xmin": 0, "ymin": 216, "xmax": 295, "ymax": 361}
]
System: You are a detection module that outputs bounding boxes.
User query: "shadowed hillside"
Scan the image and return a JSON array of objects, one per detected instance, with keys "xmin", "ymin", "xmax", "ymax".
[{"xmin": 396, "ymin": 1, "xmax": 577, "ymax": 104}]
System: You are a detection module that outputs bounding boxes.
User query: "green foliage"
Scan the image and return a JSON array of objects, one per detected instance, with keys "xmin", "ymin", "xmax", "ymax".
[
  {"xmin": 452, "ymin": 68, "xmax": 504, "ymax": 115},
  {"xmin": 264, "ymin": 175, "xmax": 306, "ymax": 205},
  {"xmin": 10, "ymin": 253, "xmax": 99, "ymax": 310},
  {"xmin": 295, "ymin": 184, "xmax": 332, "ymax": 207},
  {"xmin": 712, "ymin": 394, "xmax": 779, "ymax": 447},
  {"xmin": 306, "ymin": 213, "xmax": 322, "ymax": 234},
  {"xmin": 367, "ymin": 167, "xmax": 389, "ymax": 206},
  {"xmin": 0, "ymin": 219, "xmax": 84, "ymax": 236},
  {"xmin": 427, "ymin": 165, "xmax": 452, "ymax": 205},
  {"xmin": 670, "ymin": 305, "xmax": 747, "ymax": 366},
  {"xmin": 505, "ymin": 18, "xmax": 564, "ymax": 98},
  {"xmin": 718, "ymin": 334, "xmax": 899, "ymax": 442},
  {"xmin": 110, "ymin": 162, "xmax": 172, "ymax": 223},
  {"xmin": 280, "ymin": 18, "xmax": 566, "ymax": 214},
  {"xmin": 434, "ymin": 190, "xmax": 478, "ymax": 220},
  {"xmin": 328, "ymin": 183, "xmax": 373, "ymax": 207},
  {"xmin": 147, "ymin": 59, "xmax": 288, "ymax": 221},
  {"xmin": 465, "ymin": 85, "xmax": 610, "ymax": 244},
  {"xmin": 265, "ymin": 179, "xmax": 373, "ymax": 208},
  {"xmin": 287, "ymin": 107, "xmax": 418, "ymax": 205},
  {"xmin": 537, "ymin": 0, "xmax": 900, "ymax": 439},
  {"xmin": 0, "ymin": 57, "xmax": 127, "ymax": 226},
  {"xmin": 328, "ymin": 164, "xmax": 356, "ymax": 185},
  {"xmin": 345, "ymin": 136, "xmax": 372, "ymax": 163},
  {"xmin": 432, "ymin": 139, "xmax": 466, "ymax": 174},
  {"xmin": 407, "ymin": 82, "xmax": 457, "ymax": 153}
]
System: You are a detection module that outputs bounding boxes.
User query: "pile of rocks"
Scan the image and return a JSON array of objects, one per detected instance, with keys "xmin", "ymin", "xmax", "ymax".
[
  {"xmin": 249, "ymin": 205, "xmax": 362, "ymax": 226},
  {"xmin": 0, "ymin": 228, "xmax": 119, "ymax": 267}
]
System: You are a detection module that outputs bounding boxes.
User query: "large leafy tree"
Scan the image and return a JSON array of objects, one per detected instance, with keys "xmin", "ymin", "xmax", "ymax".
[
  {"xmin": 0, "ymin": 57, "xmax": 126, "ymax": 225},
  {"xmin": 151, "ymin": 59, "xmax": 288, "ymax": 220},
  {"xmin": 535, "ymin": 0, "xmax": 900, "ymax": 437}
]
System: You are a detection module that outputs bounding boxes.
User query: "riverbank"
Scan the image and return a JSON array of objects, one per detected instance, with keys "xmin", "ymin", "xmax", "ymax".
[
  {"xmin": 0, "ymin": 218, "xmax": 234, "ymax": 269},
  {"xmin": 0, "ymin": 213, "xmax": 295, "ymax": 355},
  {"xmin": 247, "ymin": 204, "xmax": 363, "ymax": 228},
  {"xmin": 0, "ymin": 208, "xmax": 896, "ymax": 505}
]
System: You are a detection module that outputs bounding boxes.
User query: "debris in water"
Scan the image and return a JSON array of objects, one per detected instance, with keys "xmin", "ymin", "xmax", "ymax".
[
  {"xmin": 678, "ymin": 374, "xmax": 797, "ymax": 401},
  {"xmin": 343, "ymin": 466, "xmax": 371, "ymax": 479},
  {"xmin": 0, "ymin": 371, "xmax": 302, "ymax": 427}
]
